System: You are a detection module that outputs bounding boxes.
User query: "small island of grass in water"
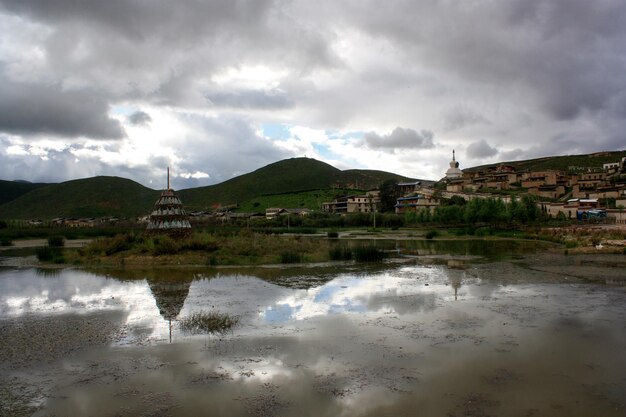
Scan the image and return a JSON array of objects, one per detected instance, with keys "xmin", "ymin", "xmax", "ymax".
[{"xmin": 179, "ymin": 311, "xmax": 240, "ymax": 335}]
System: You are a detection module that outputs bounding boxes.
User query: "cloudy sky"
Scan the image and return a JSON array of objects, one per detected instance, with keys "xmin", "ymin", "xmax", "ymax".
[{"xmin": 1, "ymin": 0, "xmax": 625, "ymax": 189}]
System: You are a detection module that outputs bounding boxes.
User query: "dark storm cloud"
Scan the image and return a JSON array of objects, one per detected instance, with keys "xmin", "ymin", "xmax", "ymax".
[
  {"xmin": 341, "ymin": 0, "xmax": 626, "ymax": 131},
  {"xmin": 364, "ymin": 127, "xmax": 434, "ymax": 150},
  {"xmin": 0, "ymin": 0, "xmax": 273, "ymax": 40},
  {"xmin": 127, "ymin": 111, "xmax": 152, "ymax": 126},
  {"xmin": 0, "ymin": 0, "xmax": 339, "ymax": 114},
  {"xmin": 466, "ymin": 140, "xmax": 498, "ymax": 159},
  {"xmin": 0, "ymin": 73, "xmax": 124, "ymax": 139}
]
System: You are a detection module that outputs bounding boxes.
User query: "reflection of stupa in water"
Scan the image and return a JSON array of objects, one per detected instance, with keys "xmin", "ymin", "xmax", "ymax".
[
  {"xmin": 147, "ymin": 167, "xmax": 191, "ymax": 236},
  {"xmin": 147, "ymin": 277, "xmax": 193, "ymax": 342}
]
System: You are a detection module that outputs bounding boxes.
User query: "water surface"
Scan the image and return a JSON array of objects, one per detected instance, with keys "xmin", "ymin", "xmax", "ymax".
[{"xmin": 1, "ymin": 242, "xmax": 625, "ymax": 416}]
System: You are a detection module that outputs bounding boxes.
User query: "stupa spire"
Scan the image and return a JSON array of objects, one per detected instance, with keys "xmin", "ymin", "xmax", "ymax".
[{"xmin": 167, "ymin": 166, "xmax": 170, "ymax": 190}]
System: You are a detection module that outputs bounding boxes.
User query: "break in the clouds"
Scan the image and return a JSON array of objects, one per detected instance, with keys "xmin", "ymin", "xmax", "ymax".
[{"xmin": 0, "ymin": 0, "xmax": 625, "ymax": 186}]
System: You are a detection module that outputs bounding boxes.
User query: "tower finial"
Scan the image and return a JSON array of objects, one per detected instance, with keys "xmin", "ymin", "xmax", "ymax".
[
  {"xmin": 167, "ymin": 167, "xmax": 170, "ymax": 190},
  {"xmin": 453, "ymin": 149, "xmax": 456, "ymax": 161}
]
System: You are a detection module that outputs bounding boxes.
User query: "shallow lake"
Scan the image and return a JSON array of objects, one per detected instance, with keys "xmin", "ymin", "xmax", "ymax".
[{"xmin": 1, "ymin": 240, "xmax": 625, "ymax": 416}]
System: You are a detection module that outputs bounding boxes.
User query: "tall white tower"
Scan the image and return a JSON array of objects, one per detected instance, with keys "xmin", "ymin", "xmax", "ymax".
[{"xmin": 445, "ymin": 149, "xmax": 463, "ymax": 180}]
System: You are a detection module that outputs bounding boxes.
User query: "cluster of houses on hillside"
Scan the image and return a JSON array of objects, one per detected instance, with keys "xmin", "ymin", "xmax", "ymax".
[
  {"xmin": 27, "ymin": 217, "xmax": 120, "ymax": 227},
  {"xmin": 320, "ymin": 151, "xmax": 626, "ymax": 224}
]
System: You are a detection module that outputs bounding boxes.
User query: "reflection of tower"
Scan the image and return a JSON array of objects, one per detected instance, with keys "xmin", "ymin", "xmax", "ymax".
[
  {"xmin": 452, "ymin": 279, "xmax": 461, "ymax": 301},
  {"xmin": 446, "ymin": 260, "xmax": 464, "ymax": 301},
  {"xmin": 147, "ymin": 277, "xmax": 193, "ymax": 343}
]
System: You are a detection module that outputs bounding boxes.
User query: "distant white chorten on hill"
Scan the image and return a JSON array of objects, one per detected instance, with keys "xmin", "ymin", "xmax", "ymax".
[{"xmin": 445, "ymin": 149, "xmax": 463, "ymax": 180}]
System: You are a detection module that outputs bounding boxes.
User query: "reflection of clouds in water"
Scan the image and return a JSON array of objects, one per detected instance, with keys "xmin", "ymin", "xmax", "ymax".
[
  {"xmin": 467, "ymin": 283, "xmax": 500, "ymax": 299},
  {"xmin": 362, "ymin": 290, "xmax": 437, "ymax": 315},
  {"xmin": 0, "ymin": 264, "xmax": 510, "ymax": 344},
  {"xmin": 0, "ymin": 268, "xmax": 173, "ymax": 344},
  {"xmin": 260, "ymin": 269, "xmax": 453, "ymax": 322},
  {"xmin": 1, "ymin": 269, "xmax": 142, "ymax": 315}
]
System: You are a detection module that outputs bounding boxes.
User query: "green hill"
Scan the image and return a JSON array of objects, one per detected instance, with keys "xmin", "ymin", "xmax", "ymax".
[
  {"xmin": 465, "ymin": 150, "xmax": 626, "ymax": 173},
  {"xmin": 0, "ymin": 158, "xmax": 417, "ymax": 219},
  {"xmin": 0, "ymin": 176, "xmax": 159, "ymax": 219},
  {"xmin": 0, "ymin": 180, "xmax": 50, "ymax": 206},
  {"xmin": 179, "ymin": 157, "xmax": 415, "ymax": 210}
]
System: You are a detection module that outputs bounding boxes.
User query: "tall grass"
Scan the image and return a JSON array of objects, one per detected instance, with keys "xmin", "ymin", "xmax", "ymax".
[
  {"xmin": 179, "ymin": 311, "xmax": 240, "ymax": 335},
  {"xmin": 36, "ymin": 246, "xmax": 65, "ymax": 263}
]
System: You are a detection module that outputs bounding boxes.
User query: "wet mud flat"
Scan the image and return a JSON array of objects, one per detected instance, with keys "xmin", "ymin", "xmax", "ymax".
[{"xmin": 1, "ymin": 252, "xmax": 626, "ymax": 416}]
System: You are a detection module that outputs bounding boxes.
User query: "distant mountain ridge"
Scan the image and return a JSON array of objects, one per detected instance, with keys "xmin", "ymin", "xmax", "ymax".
[
  {"xmin": 0, "ymin": 176, "xmax": 159, "ymax": 219},
  {"xmin": 0, "ymin": 158, "xmax": 417, "ymax": 219},
  {"xmin": 0, "ymin": 180, "xmax": 49, "ymax": 206}
]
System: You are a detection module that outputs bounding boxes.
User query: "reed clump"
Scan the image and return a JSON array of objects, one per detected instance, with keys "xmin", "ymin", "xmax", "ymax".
[{"xmin": 179, "ymin": 311, "xmax": 240, "ymax": 335}]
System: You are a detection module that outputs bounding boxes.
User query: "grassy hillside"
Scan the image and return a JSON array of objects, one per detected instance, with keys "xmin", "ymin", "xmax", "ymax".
[
  {"xmin": 236, "ymin": 188, "xmax": 362, "ymax": 213},
  {"xmin": 0, "ymin": 176, "xmax": 159, "ymax": 219},
  {"xmin": 465, "ymin": 150, "xmax": 626, "ymax": 173},
  {"xmin": 0, "ymin": 180, "xmax": 49, "ymax": 206},
  {"xmin": 0, "ymin": 158, "xmax": 418, "ymax": 219},
  {"xmin": 179, "ymin": 157, "xmax": 415, "ymax": 210}
]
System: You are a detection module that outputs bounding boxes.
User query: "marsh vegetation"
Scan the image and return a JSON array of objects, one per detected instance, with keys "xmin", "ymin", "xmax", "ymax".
[{"xmin": 179, "ymin": 311, "xmax": 240, "ymax": 335}]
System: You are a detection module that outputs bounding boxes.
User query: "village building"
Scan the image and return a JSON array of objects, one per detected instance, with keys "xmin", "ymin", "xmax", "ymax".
[
  {"xmin": 322, "ymin": 190, "xmax": 380, "ymax": 214},
  {"xmin": 147, "ymin": 168, "xmax": 191, "ymax": 235},
  {"xmin": 395, "ymin": 193, "xmax": 439, "ymax": 214},
  {"xmin": 266, "ymin": 208, "xmax": 312, "ymax": 220}
]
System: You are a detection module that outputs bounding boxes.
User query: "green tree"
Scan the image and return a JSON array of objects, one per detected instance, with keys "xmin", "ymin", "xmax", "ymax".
[{"xmin": 379, "ymin": 179, "xmax": 402, "ymax": 213}]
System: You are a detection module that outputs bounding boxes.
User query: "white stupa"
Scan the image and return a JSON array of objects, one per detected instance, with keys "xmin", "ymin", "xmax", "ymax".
[{"xmin": 445, "ymin": 150, "xmax": 463, "ymax": 180}]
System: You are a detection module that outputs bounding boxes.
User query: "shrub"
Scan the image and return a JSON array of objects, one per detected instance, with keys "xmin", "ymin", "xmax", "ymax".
[
  {"xmin": 328, "ymin": 246, "xmax": 353, "ymax": 261},
  {"xmin": 152, "ymin": 235, "xmax": 179, "ymax": 255},
  {"xmin": 425, "ymin": 230, "xmax": 439, "ymax": 240},
  {"xmin": 180, "ymin": 234, "xmax": 218, "ymax": 252},
  {"xmin": 474, "ymin": 227, "xmax": 493, "ymax": 237},
  {"xmin": 327, "ymin": 231, "xmax": 339, "ymax": 238},
  {"xmin": 0, "ymin": 238, "xmax": 12, "ymax": 247},
  {"xmin": 36, "ymin": 246, "xmax": 65, "ymax": 263},
  {"xmin": 48, "ymin": 235, "xmax": 65, "ymax": 247},
  {"xmin": 100, "ymin": 233, "xmax": 137, "ymax": 255},
  {"xmin": 353, "ymin": 245, "xmax": 385, "ymax": 262},
  {"xmin": 280, "ymin": 251, "xmax": 302, "ymax": 264}
]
